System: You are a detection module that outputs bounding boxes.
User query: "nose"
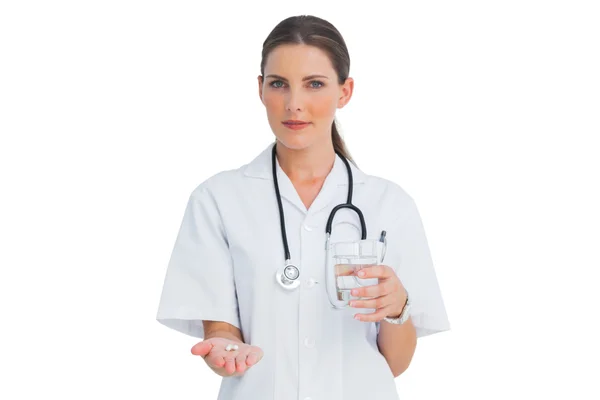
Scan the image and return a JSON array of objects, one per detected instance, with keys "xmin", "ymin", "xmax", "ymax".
[{"xmin": 285, "ymin": 87, "xmax": 305, "ymax": 112}]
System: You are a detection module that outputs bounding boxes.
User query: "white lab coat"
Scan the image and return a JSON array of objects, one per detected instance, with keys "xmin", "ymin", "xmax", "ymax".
[{"xmin": 156, "ymin": 141, "xmax": 450, "ymax": 400}]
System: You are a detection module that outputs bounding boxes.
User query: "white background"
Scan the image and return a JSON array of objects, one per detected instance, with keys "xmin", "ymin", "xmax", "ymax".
[{"xmin": 1, "ymin": 1, "xmax": 599, "ymax": 399}]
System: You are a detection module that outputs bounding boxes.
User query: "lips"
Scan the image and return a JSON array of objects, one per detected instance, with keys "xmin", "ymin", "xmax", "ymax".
[{"xmin": 282, "ymin": 121, "xmax": 311, "ymax": 130}]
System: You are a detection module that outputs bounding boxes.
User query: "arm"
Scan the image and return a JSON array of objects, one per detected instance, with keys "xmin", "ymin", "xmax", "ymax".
[
  {"xmin": 377, "ymin": 317, "xmax": 417, "ymax": 377},
  {"xmin": 203, "ymin": 320, "xmax": 245, "ymax": 343},
  {"xmin": 350, "ymin": 264, "xmax": 418, "ymax": 378},
  {"xmin": 374, "ymin": 195, "xmax": 449, "ymax": 375},
  {"xmin": 156, "ymin": 187, "xmax": 242, "ymax": 339}
]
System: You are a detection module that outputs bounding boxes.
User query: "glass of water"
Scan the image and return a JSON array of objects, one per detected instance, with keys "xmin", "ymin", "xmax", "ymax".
[{"xmin": 326, "ymin": 239, "xmax": 381, "ymax": 309}]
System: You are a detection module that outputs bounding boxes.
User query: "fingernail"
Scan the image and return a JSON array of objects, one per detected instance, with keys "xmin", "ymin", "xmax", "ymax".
[
  {"xmin": 354, "ymin": 314, "xmax": 361, "ymax": 321},
  {"xmin": 358, "ymin": 271, "xmax": 365, "ymax": 277},
  {"xmin": 351, "ymin": 289, "xmax": 358, "ymax": 296}
]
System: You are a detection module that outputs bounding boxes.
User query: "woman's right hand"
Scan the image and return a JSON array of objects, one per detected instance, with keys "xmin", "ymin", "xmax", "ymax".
[{"xmin": 191, "ymin": 337, "xmax": 264, "ymax": 377}]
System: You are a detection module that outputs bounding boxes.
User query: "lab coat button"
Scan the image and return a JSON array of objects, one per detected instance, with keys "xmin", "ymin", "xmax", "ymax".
[
  {"xmin": 303, "ymin": 223, "xmax": 313, "ymax": 231},
  {"xmin": 304, "ymin": 397, "xmax": 312, "ymax": 400},
  {"xmin": 304, "ymin": 337, "xmax": 315, "ymax": 348},
  {"xmin": 306, "ymin": 278, "xmax": 317, "ymax": 288}
]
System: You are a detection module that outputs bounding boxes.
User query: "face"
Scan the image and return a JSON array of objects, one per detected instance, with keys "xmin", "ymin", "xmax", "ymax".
[{"xmin": 258, "ymin": 44, "xmax": 354, "ymax": 151}]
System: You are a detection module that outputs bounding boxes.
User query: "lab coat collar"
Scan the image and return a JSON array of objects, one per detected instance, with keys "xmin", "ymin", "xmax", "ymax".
[{"xmin": 243, "ymin": 141, "xmax": 367, "ymax": 215}]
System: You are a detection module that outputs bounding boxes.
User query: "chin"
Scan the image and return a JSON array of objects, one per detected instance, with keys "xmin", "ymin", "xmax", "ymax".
[
  {"xmin": 271, "ymin": 122, "xmax": 327, "ymax": 151},
  {"xmin": 274, "ymin": 134, "xmax": 314, "ymax": 151}
]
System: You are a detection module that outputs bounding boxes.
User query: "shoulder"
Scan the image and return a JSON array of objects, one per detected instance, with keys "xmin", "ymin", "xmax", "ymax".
[
  {"xmin": 187, "ymin": 166, "xmax": 247, "ymax": 203},
  {"xmin": 364, "ymin": 169, "xmax": 415, "ymax": 204},
  {"xmin": 363, "ymin": 171, "xmax": 418, "ymax": 221},
  {"xmin": 187, "ymin": 143, "xmax": 274, "ymax": 201}
]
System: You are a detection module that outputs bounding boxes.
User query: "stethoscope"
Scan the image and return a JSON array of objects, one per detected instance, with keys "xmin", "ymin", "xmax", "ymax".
[{"xmin": 272, "ymin": 142, "xmax": 386, "ymax": 290}]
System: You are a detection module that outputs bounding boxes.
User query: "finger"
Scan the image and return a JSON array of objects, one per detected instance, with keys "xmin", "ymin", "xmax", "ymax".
[
  {"xmin": 223, "ymin": 352, "xmax": 237, "ymax": 376},
  {"xmin": 246, "ymin": 348, "xmax": 263, "ymax": 367},
  {"xmin": 234, "ymin": 347, "xmax": 253, "ymax": 374},
  {"xmin": 351, "ymin": 278, "xmax": 396, "ymax": 298},
  {"xmin": 246, "ymin": 352, "xmax": 259, "ymax": 367},
  {"xmin": 206, "ymin": 352, "xmax": 225, "ymax": 369},
  {"xmin": 191, "ymin": 341, "xmax": 213, "ymax": 357},
  {"xmin": 336, "ymin": 264, "xmax": 355, "ymax": 277},
  {"xmin": 349, "ymin": 294, "xmax": 394, "ymax": 310},
  {"xmin": 356, "ymin": 265, "xmax": 394, "ymax": 280},
  {"xmin": 355, "ymin": 305, "xmax": 395, "ymax": 322}
]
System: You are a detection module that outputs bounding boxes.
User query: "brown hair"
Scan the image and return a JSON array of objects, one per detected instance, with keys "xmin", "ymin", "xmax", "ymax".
[{"xmin": 260, "ymin": 15, "xmax": 355, "ymax": 165}]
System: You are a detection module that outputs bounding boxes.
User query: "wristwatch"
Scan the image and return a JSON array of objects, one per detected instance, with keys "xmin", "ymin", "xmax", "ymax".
[{"xmin": 383, "ymin": 291, "xmax": 411, "ymax": 325}]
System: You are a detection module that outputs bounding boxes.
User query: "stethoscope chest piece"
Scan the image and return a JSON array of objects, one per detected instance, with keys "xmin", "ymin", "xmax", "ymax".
[{"xmin": 276, "ymin": 262, "xmax": 300, "ymax": 290}]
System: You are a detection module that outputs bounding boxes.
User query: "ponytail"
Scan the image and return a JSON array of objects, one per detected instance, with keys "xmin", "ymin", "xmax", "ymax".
[{"xmin": 331, "ymin": 118, "xmax": 355, "ymax": 166}]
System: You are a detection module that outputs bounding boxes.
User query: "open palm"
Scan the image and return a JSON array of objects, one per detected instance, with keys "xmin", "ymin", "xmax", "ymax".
[{"xmin": 191, "ymin": 337, "xmax": 264, "ymax": 377}]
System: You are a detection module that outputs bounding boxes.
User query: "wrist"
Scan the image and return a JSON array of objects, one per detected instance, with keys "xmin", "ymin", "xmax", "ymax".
[
  {"xmin": 388, "ymin": 293, "xmax": 409, "ymax": 319},
  {"xmin": 383, "ymin": 290, "xmax": 411, "ymax": 324},
  {"xmin": 205, "ymin": 330, "xmax": 244, "ymax": 343}
]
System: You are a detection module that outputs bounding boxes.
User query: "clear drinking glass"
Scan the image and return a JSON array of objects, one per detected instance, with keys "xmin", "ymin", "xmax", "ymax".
[{"xmin": 326, "ymin": 239, "xmax": 381, "ymax": 309}]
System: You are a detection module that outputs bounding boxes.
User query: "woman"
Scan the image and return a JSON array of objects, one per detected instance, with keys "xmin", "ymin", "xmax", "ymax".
[{"xmin": 156, "ymin": 15, "xmax": 450, "ymax": 400}]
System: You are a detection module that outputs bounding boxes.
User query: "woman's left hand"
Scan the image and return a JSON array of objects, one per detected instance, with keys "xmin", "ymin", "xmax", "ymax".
[{"xmin": 349, "ymin": 265, "xmax": 407, "ymax": 322}]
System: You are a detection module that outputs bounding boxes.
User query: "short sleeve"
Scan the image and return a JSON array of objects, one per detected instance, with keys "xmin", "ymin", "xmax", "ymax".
[
  {"xmin": 380, "ymin": 195, "xmax": 451, "ymax": 338},
  {"xmin": 155, "ymin": 185, "xmax": 240, "ymax": 339}
]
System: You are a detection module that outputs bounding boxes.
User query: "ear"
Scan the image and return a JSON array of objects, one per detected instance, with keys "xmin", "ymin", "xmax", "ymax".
[
  {"xmin": 337, "ymin": 77, "xmax": 354, "ymax": 109},
  {"xmin": 258, "ymin": 75, "xmax": 264, "ymax": 105}
]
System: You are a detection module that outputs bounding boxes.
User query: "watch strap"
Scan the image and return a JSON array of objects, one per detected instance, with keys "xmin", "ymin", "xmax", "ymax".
[{"xmin": 383, "ymin": 291, "xmax": 411, "ymax": 325}]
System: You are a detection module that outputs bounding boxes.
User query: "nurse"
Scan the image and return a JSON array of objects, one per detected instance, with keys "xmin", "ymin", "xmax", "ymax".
[{"xmin": 156, "ymin": 14, "xmax": 450, "ymax": 400}]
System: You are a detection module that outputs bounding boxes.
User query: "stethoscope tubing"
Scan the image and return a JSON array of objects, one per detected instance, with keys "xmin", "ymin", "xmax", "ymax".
[{"xmin": 272, "ymin": 142, "xmax": 373, "ymax": 291}]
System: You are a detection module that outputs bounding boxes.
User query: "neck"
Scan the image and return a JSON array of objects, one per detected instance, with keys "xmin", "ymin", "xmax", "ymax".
[{"xmin": 276, "ymin": 141, "xmax": 336, "ymax": 183}]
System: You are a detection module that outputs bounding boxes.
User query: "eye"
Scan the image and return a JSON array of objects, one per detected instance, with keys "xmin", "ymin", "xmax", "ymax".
[{"xmin": 268, "ymin": 80, "xmax": 325, "ymax": 89}]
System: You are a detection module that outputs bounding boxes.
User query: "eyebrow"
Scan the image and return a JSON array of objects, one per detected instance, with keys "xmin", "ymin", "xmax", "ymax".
[{"xmin": 265, "ymin": 74, "xmax": 330, "ymax": 81}]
